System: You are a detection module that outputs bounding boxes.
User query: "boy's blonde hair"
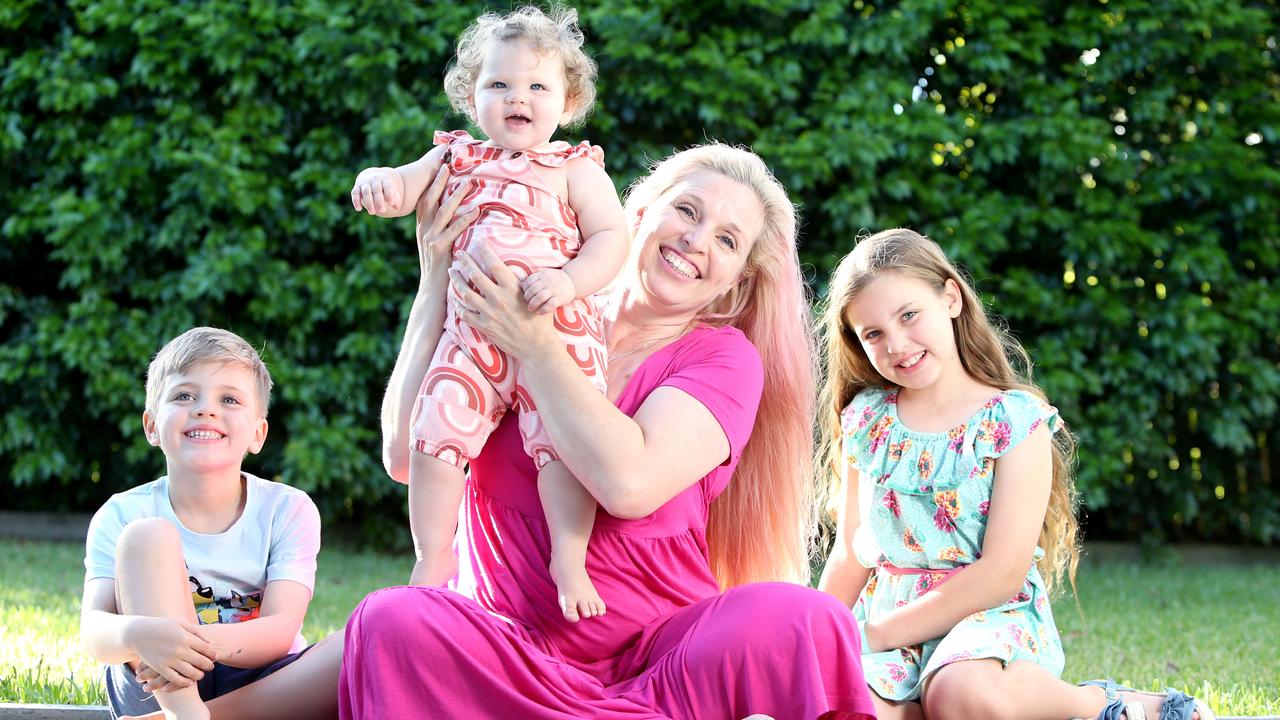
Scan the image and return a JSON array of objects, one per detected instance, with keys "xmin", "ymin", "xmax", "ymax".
[
  {"xmin": 145, "ymin": 327, "xmax": 273, "ymax": 418},
  {"xmin": 622, "ymin": 144, "xmax": 818, "ymax": 589},
  {"xmin": 816, "ymin": 228, "xmax": 1080, "ymax": 595},
  {"xmin": 444, "ymin": 5, "xmax": 598, "ymax": 127}
]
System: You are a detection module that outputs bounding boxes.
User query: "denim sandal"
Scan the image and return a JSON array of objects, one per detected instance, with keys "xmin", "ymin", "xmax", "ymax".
[{"xmin": 1075, "ymin": 679, "xmax": 1216, "ymax": 720}]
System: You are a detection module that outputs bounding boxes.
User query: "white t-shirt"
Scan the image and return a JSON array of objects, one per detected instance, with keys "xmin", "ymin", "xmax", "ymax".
[{"xmin": 85, "ymin": 472, "xmax": 321, "ymax": 653}]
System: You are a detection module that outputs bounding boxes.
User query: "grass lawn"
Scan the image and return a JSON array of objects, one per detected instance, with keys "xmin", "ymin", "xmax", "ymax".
[{"xmin": 1, "ymin": 538, "xmax": 1276, "ymax": 714}]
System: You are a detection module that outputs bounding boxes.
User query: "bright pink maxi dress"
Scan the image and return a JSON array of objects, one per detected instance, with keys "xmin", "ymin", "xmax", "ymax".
[{"xmin": 339, "ymin": 326, "xmax": 877, "ymax": 720}]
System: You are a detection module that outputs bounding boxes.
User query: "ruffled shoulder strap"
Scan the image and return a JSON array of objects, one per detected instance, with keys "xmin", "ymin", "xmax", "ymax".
[
  {"xmin": 434, "ymin": 129, "xmax": 480, "ymax": 148},
  {"xmin": 525, "ymin": 139, "xmax": 606, "ymax": 169},
  {"xmin": 970, "ymin": 390, "xmax": 1061, "ymax": 461},
  {"xmin": 839, "ymin": 386, "xmax": 897, "ymax": 470}
]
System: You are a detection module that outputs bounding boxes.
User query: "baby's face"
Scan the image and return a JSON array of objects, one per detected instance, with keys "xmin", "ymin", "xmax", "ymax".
[{"xmin": 469, "ymin": 38, "xmax": 575, "ymax": 152}]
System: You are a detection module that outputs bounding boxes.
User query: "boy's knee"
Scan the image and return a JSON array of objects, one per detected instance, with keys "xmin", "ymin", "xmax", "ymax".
[{"xmin": 116, "ymin": 517, "xmax": 182, "ymax": 554}]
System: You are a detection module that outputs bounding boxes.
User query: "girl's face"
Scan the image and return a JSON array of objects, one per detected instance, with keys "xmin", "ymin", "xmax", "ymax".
[
  {"xmin": 843, "ymin": 271, "xmax": 964, "ymax": 392},
  {"xmin": 631, "ymin": 170, "xmax": 762, "ymax": 317},
  {"xmin": 470, "ymin": 38, "xmax": 575, "ymax": 152},
  {"xmin": 143, "ymin": 360, "xmax": 268, "ymax": 479}
]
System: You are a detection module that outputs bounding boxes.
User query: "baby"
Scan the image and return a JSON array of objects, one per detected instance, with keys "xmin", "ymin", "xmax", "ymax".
[{"xmin": 351, "ymin": 5, "xmax": 626, "ymax": 622}]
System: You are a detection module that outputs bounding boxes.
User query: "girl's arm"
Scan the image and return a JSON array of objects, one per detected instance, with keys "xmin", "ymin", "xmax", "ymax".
[
  {"xmin": 452, "ymin": 245, "xmax": 737, "ymax": 519},
  {"xmin": 380, "ymin": 168, "xmax": 476, "ymax": 482},
  {"xmin": 818, "ymin": 459, "xmax": 872, "ymax": 607},
  {"xmin": 351, "ymin": 145, "xmax": 448, "ymax": 218},
  {"xmin": 521, "ymin": 158, "xmax": 629, "ymax": 314},
  {"xmin": 196, "ymin": 580, "xmax": 310, "ymax": 668},
  {"xmin": 862, "ymin": 425, "xmax": 1053, "ymax": 652}
]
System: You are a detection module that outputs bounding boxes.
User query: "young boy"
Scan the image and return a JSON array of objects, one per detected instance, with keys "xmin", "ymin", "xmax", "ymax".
[{"xmin": 81, "ymin": 327, "xmax": 321, "ymax": 720}]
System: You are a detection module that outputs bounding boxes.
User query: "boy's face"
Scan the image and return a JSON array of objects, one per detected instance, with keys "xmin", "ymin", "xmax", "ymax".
[
  {"xmin": 469, "ymin": 38, "xmax": 576, "ymax": 152},
  {"xmin": 142, "ymin": 360, "xmax": 268, "ymax": 478}
]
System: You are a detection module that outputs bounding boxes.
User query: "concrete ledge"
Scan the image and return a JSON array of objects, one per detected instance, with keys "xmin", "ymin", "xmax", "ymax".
[{"xmin": 0, "ymin": 706, "xmax": 108, "ymax": 719}]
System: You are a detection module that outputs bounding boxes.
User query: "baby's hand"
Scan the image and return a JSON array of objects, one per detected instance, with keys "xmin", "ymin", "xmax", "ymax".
[
  {"xmin": 350, "ymin": 170, "xmax": 403, "ymax": 216},
  {"xmin": 127, "ymin": 617, "xmax": 216, "ymax": 689},
  {"xmin": 521, "ymin": 269, "xmax": 576, "ymax": 315}
]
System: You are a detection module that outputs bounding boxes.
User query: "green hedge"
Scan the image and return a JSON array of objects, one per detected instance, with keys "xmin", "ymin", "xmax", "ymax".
[{"xmin": 3, "ymin": 0, "xmax": 1277, "ymax": 549}]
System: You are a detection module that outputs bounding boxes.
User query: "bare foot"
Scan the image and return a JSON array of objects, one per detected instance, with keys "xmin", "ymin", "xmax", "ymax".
[{"xmin": 549, "ymin": 557, "xmax": 605, "ymax": 623}]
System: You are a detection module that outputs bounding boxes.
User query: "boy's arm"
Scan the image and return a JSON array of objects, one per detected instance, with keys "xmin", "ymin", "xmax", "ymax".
[
  {"xmin": 817, "ymin": 460, "xmax": 872, "ymax": 606},
  {"xmin": 197, "ymin": 579, "xmax": 311, "ymax": 668},
  {"xmin": 520, "ymin": 158, "xmax": 628, "ymax": 314},
  {"xmin": 80, "ymin": 577, "xmax": 215, "ymax": 687},
  {"xmin": 352, "ymin": 145, "xmax": 448, "ymax": 218}
]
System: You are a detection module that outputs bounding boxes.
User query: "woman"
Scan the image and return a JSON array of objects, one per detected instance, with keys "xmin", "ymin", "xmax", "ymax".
[
  {"xmin": 126, "ymin": 145, "xmax": 875, "ymax": 720},
  {"xmin": 351, "ymin": 143, "xmax": 876, "ymax": 719}
]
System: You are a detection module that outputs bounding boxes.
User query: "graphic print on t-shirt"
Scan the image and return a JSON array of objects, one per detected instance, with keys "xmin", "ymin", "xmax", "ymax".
[{"xmin": 189, "ymin": 572, "xmax": 262, "ymax": 624}]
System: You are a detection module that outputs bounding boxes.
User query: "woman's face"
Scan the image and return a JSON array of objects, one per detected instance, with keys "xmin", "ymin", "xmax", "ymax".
[{"xmin": 632, "ymin": 170, "xmax": 763, "ymax": 317}]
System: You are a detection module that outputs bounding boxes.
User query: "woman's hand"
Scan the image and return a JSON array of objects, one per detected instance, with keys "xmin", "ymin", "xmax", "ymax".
[
  {"xmin": 413, "ymin": 164, "xmax": 476, "ymax": 289},
  {"xmin": 451, "ymin": 242, "xmax": 559, "ymax": 361}
]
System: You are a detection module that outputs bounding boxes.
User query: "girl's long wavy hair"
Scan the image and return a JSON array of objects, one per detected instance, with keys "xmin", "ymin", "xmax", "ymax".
[
  {"xmin": 815, "ymin": 228, "xmax": 1079, "ymax": 595},
  {"xmin": 623, "ymin": 144, "xmax": 818, "ymax": 588}
]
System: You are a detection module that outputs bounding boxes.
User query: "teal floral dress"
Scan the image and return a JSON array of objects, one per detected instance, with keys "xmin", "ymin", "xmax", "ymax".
[{"xmin": 841, "ymin": 387, "xmax": 1065, "ymax": 702}]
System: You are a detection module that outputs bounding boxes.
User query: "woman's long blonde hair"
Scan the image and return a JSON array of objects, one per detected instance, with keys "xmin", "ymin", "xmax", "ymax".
[
  {"xmin": 815, "ymin": 228, "xmax": 1079, "ymax": 594},
  {"xmin": 623, "ymin": 144, "xmax": 818, "ymax": 588}
]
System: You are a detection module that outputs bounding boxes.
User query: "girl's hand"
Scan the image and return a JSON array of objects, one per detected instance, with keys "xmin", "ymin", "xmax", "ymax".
[
  {"xmin": 351, "ymin": 170, "xmax": 403, "ymax": 216},
  {"xmin": 127, "ymin": 617, "xmax": 216, "ymax": 689},
  {"xmin": 521, "ymin": 268, "xmax": 576, "ymax": 315},
  {"xmin": 451, "ymin": 242, "xmax": 559, "ymax": 360},
  {"xmin": 413, "ymin": 165, "xmax": 475, "ymax": 286}
]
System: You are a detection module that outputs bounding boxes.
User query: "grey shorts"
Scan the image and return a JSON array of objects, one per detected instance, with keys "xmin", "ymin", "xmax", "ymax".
[{"xmin": 105, "ymin": 647, "xmax": 308, "ymax": 719}]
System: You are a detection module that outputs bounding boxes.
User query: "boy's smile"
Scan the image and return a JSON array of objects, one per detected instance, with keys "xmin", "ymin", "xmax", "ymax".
[{"xmin": 143, "ymin": 360, "xmax": 268, "ymax": 481}]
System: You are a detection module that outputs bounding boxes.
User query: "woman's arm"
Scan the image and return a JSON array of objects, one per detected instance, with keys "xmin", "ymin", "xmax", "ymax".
[
  {"xmin": 818, "ymin": 460, "xmax": 872, "ymax": 607},
  {"xmin": 861, "ymin": 425, "xmax": 1053, "ymax": 652},
  {"xmin": 379, "ymin": 166, "xmax": 476, "ymax": 482},
  {"xmin": 451, "ymin": 245, "xmax": 737, "ymax": 519}
]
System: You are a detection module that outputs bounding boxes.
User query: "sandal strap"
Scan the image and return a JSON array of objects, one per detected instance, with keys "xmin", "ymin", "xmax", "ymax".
[{"xmin": 1157, "ymin": 689, "xmax": 1197, "ymax": 720}]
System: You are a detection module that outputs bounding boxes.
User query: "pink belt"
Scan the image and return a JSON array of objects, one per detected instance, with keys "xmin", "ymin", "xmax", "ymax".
[{"xmin": 877, "ymin": 561, "xmax": 966, "ymax": 587}]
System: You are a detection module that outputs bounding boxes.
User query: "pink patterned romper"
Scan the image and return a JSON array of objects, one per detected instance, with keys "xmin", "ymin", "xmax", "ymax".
[{"xmin": 409, "ymin": 130, "xmax": 608, "ymax": 470}]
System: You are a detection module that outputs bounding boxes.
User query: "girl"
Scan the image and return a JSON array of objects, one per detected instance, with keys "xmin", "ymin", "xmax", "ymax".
[
  {"xmin": 349, "ymin": 6, "xmax": 627, "ymax": 622},
  {"xmin": 817, "ymin": 229, "xmax": 1213, "ymax": 720}
]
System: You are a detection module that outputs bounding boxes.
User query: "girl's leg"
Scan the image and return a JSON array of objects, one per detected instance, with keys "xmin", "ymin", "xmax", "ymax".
[
  {"xmin": 407, "ymin": 449, "xmax": 465, "ymax": 586},
  {"xmin": 921, "ymin": 659, "xmax": 1204, "ymax": 720},
  {"xmin": 125, "ymin": 630, "xmax": 342, "ymax": 720},
  {"xmin": 115, "ymin": 518, "xmax": 211, "ymax": 720},
  {"xmin": 871, "ymin": 693, "xmax": 924, "ymax": 720},
  {"xmin": 537, "ymin": 460, "xmax": 604, "ymax": 622}
]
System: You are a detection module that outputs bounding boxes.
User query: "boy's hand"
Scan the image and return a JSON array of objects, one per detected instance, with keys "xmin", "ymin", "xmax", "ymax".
[
  {"xmin": 127, "ymin": 617, "xmax": 217, "ymax": 689},
  {"xmin": 520, "ymin": 269, "xmax": 576, "ymax": 315},
  {"xmin": 351, "ymin": 170, "xmax": 403, "ymax": 216}
]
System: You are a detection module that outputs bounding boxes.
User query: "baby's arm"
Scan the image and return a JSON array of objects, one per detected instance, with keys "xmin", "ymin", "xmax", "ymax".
[
  {"xmin": 861, "ymin": 425, "xmax": 1053, "ymax": 652},
  {"xmin": 817, "ymin": 460, "xmax": 871, "ymax": 606},
  {"xmin": 521, "ymin": 158, "xmax": 628, "ymax": 314},
  {"xmin": 196, "ymin": 579, "xmax": 311, "ymax": 668},
  {"xmin": 80, "ymin": 577, "xmax": 216, "ymax": 688},
  {"xmin": 351, "ymin": 145, "xmax": 448, "ymax": 218}
]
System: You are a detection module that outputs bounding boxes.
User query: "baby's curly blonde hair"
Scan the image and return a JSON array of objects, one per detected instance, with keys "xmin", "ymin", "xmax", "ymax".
[{"xmin": 444, "ymin": 5, "xmax": 598, "ymax": 127}]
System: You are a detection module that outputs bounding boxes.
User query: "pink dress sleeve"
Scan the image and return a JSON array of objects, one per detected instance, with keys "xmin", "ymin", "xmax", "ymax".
[{"xmin": 658, "ymin": 327, "xmax": 763, "ymax": 500}]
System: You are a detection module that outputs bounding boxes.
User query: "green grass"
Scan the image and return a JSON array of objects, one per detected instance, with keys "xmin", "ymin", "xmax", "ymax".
[{"xmin": 2, "ymin": 539, "xmax": 1276, "ymax": 714}]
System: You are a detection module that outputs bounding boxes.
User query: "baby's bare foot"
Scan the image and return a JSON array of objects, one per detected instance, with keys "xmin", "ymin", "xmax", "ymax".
[{"xmin": 550, "ymin": 558, "xmax": 605, "ymax": 623}]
